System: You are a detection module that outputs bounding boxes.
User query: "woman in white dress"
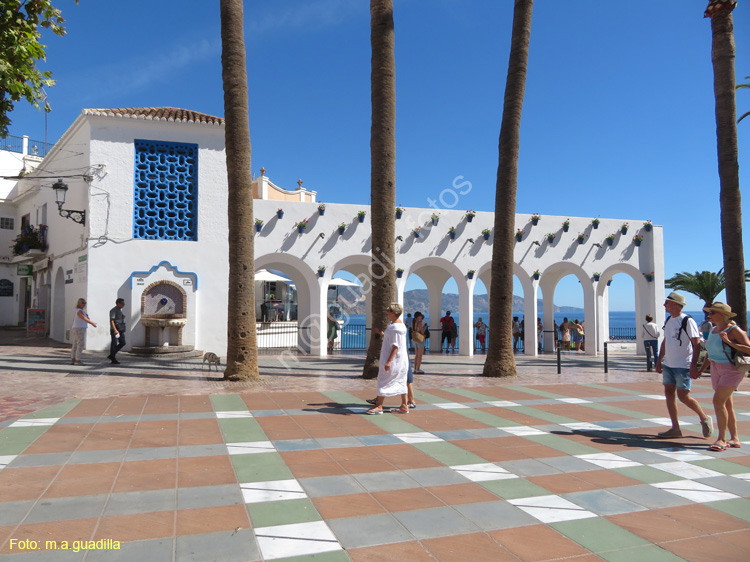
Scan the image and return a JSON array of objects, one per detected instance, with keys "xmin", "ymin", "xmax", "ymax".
[{"xmin": 366, "ymin": 303, "xmax": 410, "ymax": 414}]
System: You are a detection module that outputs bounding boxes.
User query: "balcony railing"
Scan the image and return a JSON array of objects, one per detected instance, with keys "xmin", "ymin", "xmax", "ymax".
[{"xmin": 1, "ymin": 134, "xmax": 52, "ymax": 158}]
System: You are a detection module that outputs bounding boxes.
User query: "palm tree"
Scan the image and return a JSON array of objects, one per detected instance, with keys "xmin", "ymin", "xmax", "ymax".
[
  {"xmin": 483, "ymin": 0, "xmax": 534, "ymax": 378},
  {"xmin": 362, "ymin": 0, "xmax": 397, "ymax": 379},
  {"xmin": 220, "ymin": 0, "xmax": 259, "ymax": 380},
  {"xmin": 738, "ymin": 76, "xmax": 749, "ymax": 123},
  {"xmin": 666, "ymin": 269, "xmax": 750, "ymax": 308},
  {"xmin": 705, "ymin": 0, "xmax": 747, "ymax": 330}
]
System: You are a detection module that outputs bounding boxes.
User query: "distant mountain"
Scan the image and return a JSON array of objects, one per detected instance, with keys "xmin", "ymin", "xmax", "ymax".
[{"xmin": 331, "ymin": 286, "xmax": 583, "ymax": 316}]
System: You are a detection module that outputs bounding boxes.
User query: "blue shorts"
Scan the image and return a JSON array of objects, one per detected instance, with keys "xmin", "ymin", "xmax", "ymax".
[
  {"xmin": 662, "ymin": 365, "xmax": 692, "ymax": 391},
  {"xmin": 407, "ymin": 360, "xmax": 413, "ymax": 384}
]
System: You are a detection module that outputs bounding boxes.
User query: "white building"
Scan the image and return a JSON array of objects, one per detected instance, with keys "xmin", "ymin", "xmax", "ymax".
[{"xmin": 0, "ymin": 107, "xmax": 665, "ymax": 358}]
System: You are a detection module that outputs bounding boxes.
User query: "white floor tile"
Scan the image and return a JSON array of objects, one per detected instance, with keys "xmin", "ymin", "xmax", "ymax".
[
  {"xmin": 485, "ymin": 400, "xmax": 521, "ymax": 408},
  {"xmin": 394, "ymin": 432, "xmax": 443, "ymax": 444},
  {"xmin": 215, "ymin": 411, "xmax": 254, "ymax": 418},
  {"xmin": 645, "ymin": 448, "xmax": 713, "ymax": 462},
  {"xmin": 652, "ymin": 480, "xmax": 739, "ymax": 503},
  {"xmin": 644, "ymin": 417, "xmax": 675, "ymax": 426},
  {"xmin": 435, "ymin": 402, "xmax": 470, "ymax": 409},
  {"xmin": 226, "ymin": 441, "xmax": 275, "ymax": 455},
  {"xmin": 561, "ymin": 422, "xmax": 608, "ymax": 431},
  {"xmin": 240, "ymin": 479, "xmax": 307, "ymax": 503},
  {"xmin": 0, "ymin": 455, "xmax": 17, "ymax": 469},
  {"xmin": 503, "ymin": 426, "xmax": 547, "ymax": 436},
  {"xmin": 556, "ymin": 398, "xmax": 591, "ymax": 404},
  {"xmin": 451, "ymin": 463, "xmax": 518, "ymax": 482},
  {"xmin": 575, "ymin": 453, "xmax": 641, "ymax": 469},
  {"xmin": 639, "ymin": 395, "xmax": 666, "ymax": 400},
  {"xmin": 508, "ymin": 495, "xmax": 597, "ymax": 523},
  {"xmin": 732, "ymin": 473, "xmax": 750, "ymax": 482},
  {"xmin": 650, "ymin": 461, "xmax": 723, "ymax": 480},
  {"xmin": 9, "ymin": 417, "xmax": 59, "ymax": 427},
  {"xmin": 255, "ymin": 521, "xmax": 342, "ymax": 560}
]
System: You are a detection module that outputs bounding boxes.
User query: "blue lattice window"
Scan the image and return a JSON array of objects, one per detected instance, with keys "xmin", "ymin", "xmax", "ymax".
[{"xmin": 133, "ymin": 140, "xmax": 198, "ymax": 241}]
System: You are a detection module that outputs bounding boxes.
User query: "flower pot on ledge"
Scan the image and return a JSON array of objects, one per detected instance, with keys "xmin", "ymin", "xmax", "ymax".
[
  {"xmin": 466, "ymin": 215, "xmax": 474, "ymax": 223},
  {"xmin": 358, "ymin": 215, "xmax": 366, "ymax": 223},
  {"xmin": 449, "ymin": 232, "xmax": 456, "ymax": 240},
  {"xmin": 318, "ymin": 208, "xmax": 325, "ymax": 216},
  {"xmin": 593, "ymin": 275, "xmax": 601, "ymax": 282},
  {"xmin": 484, "ymin": 232, "xmax": 491, "ymax": 241},
  {"xmin": 297, "ymin": 226, "xmax": 306, "ymax": 234},
  {"xmin": 467, "ymin": 272, "xmax": 474, "ymax": 279},
  {"xmin": 338, "ymin": 227, "xmax": 346, "ymax": 235},
  {"xmin": 533, "ymin": 273, "xmax": 540, "ymax": 280},
  {"xmin": 606, "ymin": 239, "xmax": 614, "ymax": 246},
  {"xmin": 255, "ymin": 224, "xmax": 262, "ymax": 232},
  {"xmin": 396, "ymin": 271, "xmax": 403, "ymax": 278},
  {"xmin": 277, "ymin": 210, "xmax": 284, "ymax": 219},
  {"xmin": 396, "ymin": 210, "xmax": 403, "ymax": 219}
]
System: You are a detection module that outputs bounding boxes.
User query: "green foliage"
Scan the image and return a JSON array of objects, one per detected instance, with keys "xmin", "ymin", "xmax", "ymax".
[
  {"xmin": 665, "ymin": 269, "xmax": 750, "ymax": 307},
  {"xmin": 11, "ymin": 225, "xmax": 47, "ymax": 255},
  {"xmin": 0, "ymin": 0, "xmax": 77, "ymax": 138}
]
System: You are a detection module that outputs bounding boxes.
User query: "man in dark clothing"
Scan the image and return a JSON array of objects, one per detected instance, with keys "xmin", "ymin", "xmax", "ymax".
[{"xmin": 109, "ymin": 298, "xmax": 126, "ymax": 364}]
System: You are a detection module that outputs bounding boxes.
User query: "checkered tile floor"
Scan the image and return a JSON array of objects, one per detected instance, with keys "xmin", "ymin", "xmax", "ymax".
[{"xmin": 1, "ymin": 382, "xmax": 749, "ymax": 561}]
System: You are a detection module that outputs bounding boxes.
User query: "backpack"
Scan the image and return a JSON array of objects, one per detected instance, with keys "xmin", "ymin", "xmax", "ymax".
[
  {"xmin": 663, "ymin": 314, "xmax": 693, "ymax": 346},
  {"xmin": 424, "ymin": 326, "xmax": 430, "ymax": 339}
]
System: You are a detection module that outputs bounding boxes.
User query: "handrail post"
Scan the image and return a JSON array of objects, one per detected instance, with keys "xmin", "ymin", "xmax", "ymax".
[
  {"xmin": 604, "ymin": 342, "xmax": 608, "ymax": 373},
  {"xmin": 556, "ymin": 344, "xmax": 561, "ymax": 374},
  {"xmin": 646, "ymin": 344, "xmax": 652, "ymax": 372}
]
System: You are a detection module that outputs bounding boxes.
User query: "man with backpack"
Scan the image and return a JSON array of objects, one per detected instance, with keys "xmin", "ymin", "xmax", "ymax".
[{"xmin": 655, "ymin": 292, "xmax": 713, "ymax": 439}]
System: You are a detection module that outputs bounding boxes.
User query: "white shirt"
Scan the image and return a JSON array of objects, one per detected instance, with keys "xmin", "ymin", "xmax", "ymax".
[
  {"xmin": 662, "ymin": 314, "xmax": 699, "ymax": 369},
  {"xmin": 642, "ymin": 322, "xmax": 660, "ymax": 340},
  {"xmin": 71, "ymin": 308, "xmax": 90, "ymax": 329}
]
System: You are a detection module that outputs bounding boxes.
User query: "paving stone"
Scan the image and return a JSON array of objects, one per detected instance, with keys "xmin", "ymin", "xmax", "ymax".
[
  {"xmin": 327, "ymin": 513, "xmax": 413, "ymax": 549},
  {"xmin": 103, "ymin": 489, "xmax": 177, "ymax": 516},
  {"xmin": 352, "ymin": 471, "xmax": 421, "ymax": 493},
  {"xmin": 25, "ymin": 494, "xmax": 109, "ymax": 523},
  {"xmin": 300, "ymin": 475, "xmax": 367, "ymax": 498},
  {"xmin": 454, "ymin": 500, "xmax": 539, "ymax": 530},
  {"xmin": 562, "ymin": 489, "xmax": 649, "ymax": 516}
]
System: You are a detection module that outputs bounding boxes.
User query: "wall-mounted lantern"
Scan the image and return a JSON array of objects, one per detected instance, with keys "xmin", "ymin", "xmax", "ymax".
[{"xmin": 52, "ymin": 179, "xmax": 86, "ymax": 225}]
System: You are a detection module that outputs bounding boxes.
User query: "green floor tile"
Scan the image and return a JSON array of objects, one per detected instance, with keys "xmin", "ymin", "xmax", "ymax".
[
  {"xmin": 706, "ymin": 498, "xmax": 750, "ymax": 523},
  {"xmin": 583, "ymin": 402, "xmax": 650, "ymax": 419},
  {"xmin": 552, "ymin": 518, "xmax": 651, "ymax": 553},
  {"xmin": 613, "ymin": 466, "xmax": 681, "ymax": 484},
  {"xmin": 508, "ymin": 405, "xmax": 578, "ymax": 425},
  {"xmin": 412, "ymin": 390, "xmax": 452, "ymax": 404},
  {"xmin": 441, "ymin": 387, "xmax": 502, "ymax": 403},
  {"xmin": 218, "ymin": 418, "xmax": 268, "ymax": 443},
  {"xmin": 526, "ymin": 434, "xmax": 602, "ymax": 456},
  {"xmin": 413, "ymin": 441, "xmax": 485, "ymax": 466},
  {"xmin": 452, "ymin": 408, "xmax": 518, "ymax": 428},
  {"xmin": 231, "ymin": 452, "xmax": 294, "ymax": 483},
  {"xmin": 584, "ymin": 384, "xmax": 644, "ymax": 396},
  {"xmin": 246, "ymin": 498, "xmax": 322, "ymax": 527},
  {"xmin": 479, "ymin": 478, "xmax": 552, "ymax": 499},
  {"xmin": 692, "ymin": 458, "xmax": 750, "ymax": 475},
  {"xmin": 276, "ymin": 550, "xmax": 351, "ymax": 562},
  {"xmin": 210, "ymin": 394, "xmax": 248, "ymax": 411},
  {"xmin": 0, "ymin": 426, "xmax": 50, "ymax": 454},
  {"xmin": 360, "ymin": 413, "xmax": 419, "ymax": 433},
  {"xmin": 599, "ymin": 545, "xmax": 686, "ymax": 562},
  {"xmin": 505, "ymin": 385, "xmax": 565, "ymax": 399},
  {"xmin": 24, "ymin": 399, "xmax": 79, "ymax": 419}
]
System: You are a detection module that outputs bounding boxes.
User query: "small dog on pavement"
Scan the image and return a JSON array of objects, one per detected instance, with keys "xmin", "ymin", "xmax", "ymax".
[{"xmin": 202, "ymin": 352, "xmax": 221, "ymax": 371}]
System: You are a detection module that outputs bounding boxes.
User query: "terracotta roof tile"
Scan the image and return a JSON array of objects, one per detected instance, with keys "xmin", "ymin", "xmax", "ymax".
[{"xmin": 82, "ymin": 107, "xmax": 224, "ymax": 126}]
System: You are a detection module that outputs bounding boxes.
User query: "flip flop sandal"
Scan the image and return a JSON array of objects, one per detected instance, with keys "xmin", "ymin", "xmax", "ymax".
[
  {"xmin": 366, "ymin": 398, "xmax": 378, "ymax": 405},
  {"xmin": 365, "ymin": 409, "xmax": 383, "ymax": 415},
  {"xmin": 390, "ymin": 407, "xmax": 409, "ymax": 415},
  {"xmin": 708, "ymin": 443, "xmax": 727, "ymax": 452},
  {"xmin": 728, "ymin": 441, "xmax": 742, "ymax": 448}
]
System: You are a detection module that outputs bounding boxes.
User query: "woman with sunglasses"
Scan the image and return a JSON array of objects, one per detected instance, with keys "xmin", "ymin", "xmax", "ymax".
[{"xmin": 699, "ymin": 302, "xmax": 750, "ymax": 451}]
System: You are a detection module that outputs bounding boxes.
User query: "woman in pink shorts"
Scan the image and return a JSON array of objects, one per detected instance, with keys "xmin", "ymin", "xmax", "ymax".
[{"xmin": 699, "ymin": 302, "xmax": 750, "ymax": 452}]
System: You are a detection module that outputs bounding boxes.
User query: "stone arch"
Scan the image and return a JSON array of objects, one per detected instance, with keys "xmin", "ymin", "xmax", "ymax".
[
  {"xmin": 141, "ymin": 280, "xmax": 187, "ymax": 318},
  {"xmin": 255, "ymin": 253, "xmax": 321, "ymax": 354}
]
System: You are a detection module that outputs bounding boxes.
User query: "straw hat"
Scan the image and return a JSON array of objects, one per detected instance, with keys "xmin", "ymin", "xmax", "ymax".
[
  {"xmin": 702, "ymin": 301, "xmax": 737, "ymax": 318},
  {"xmin": 665, "ymin": 292, "xmax": 686, "ymax": 307}
]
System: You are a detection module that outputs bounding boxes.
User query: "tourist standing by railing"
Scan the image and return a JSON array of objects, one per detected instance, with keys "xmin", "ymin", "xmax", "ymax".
[{"xmin": 642, "ymin": 314, "xmax": 661, "ymax": 370}]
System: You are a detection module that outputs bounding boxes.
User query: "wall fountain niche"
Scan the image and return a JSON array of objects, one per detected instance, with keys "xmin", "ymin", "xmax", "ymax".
[{"xmin": 141, "ymin": 281, "xmax": 188, "ymax": 348}]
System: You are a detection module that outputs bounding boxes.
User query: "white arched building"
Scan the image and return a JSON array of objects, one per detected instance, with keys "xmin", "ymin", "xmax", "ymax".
[{"xmin": 252, "ymin": 176, "xmax": 665, "ymax": 357}]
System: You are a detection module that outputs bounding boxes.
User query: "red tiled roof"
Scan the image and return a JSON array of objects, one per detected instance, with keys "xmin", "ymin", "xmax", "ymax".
[{"xmin": 82, "ymin": 107, "xmax": 224, "ymax": 126}]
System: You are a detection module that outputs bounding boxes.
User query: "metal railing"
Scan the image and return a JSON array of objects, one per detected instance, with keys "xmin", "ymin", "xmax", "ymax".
[
  {"xmin": 0, "ymin": 134, "xmax": 52, "ymax": 158},
  {"xmin": 609, "ymin": 327, "xmax": 636, "ymax": 341}
]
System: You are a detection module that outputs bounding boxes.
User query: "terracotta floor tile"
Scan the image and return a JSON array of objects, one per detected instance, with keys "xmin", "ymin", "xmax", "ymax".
[
  {"xmin": 281, "ymin": 449, "xmax": 334, "ymax": 465},
  {"xmin": 423, "ymin": 532, "xmax": 518, "ymax": 562},
  {"xmin": 454, "ymin": 441, "xmax": 530, "ymax": 462},
  {"xmin": 719, "ymin": 529, "xmax": 750, "ymax": 553},
  {"xmin": 241, "ymin": 394, "xmax": 281, "ymax": 410},
  {"xmin": 727, "ymin": 456, "xmax": 750, "ymax": 467},
  {"xmin": 94, "ymin": 510, "xmax": 175, "ymax": 542},
  {"xmin": 129, "ymin": 435, "xmax": 179, "ymax": 448},
  {"xmin": 43, "ymin": 475, "xmax": 117, "ymax": 498},
  {"xmin": 178, "ymin": 395, "xmax": 214, "ymax": 413},
  {"xmin": 371, "ymin": 487, "xmax": 443, "ymax": 513},
  {"xmin": 471, "ymin": 387, "xmax": 539, "ymax": 401},
  {"xmin": 527, "ymin": 474, "xmax": 600, "ymax": 495},
  {"xmin": 142, "ymin": 396, "xmax": 180, "ymax": 414},
  {"xmin": 339, "ymin": 457, "xmax": 396, "ymax": 475},
  {"xmin": 2, "ymin": 480, "xmax": 52, "ymax": 501},
  {"xmin": 517, "ymin": 445, "xmax": 567, "ymax": 459},
  {"xmin": 305, "ymin": 427, "xmax": 352, "ymax": 439},
  {"xmin": 0, "ymin": 465, "xmax": 60, "ymax": 486},
  {"xmin": 261, "ymin": 428, "xmax": 310, "ymax": 441},
  {"xmin": 536, "ymin": 385, "xmax": 616, "ymax": 398},
  {"xmin": 113, "ymin": 471, "xmax": 176, "ymax": 493},
  {"xmin": 348, "ymin": 540, "xmax": 435, "ymax": 562},
  {"xmin": 312, "ymin": 493, "xmax": 386, "ymax": 519},
  {"xmin": 425, "ymin": 483, "xmax": 500, "ymax": 505},
  {"xmin": 77, "ymin": 436, "xmax": 134, "ymax": 451},
  {"xmin": 63, "ymin": 398, "xmax": 114, "ymax": 417},
  {"xmin": 658, "ymin": 504, "xmax": 750, "ymax": 534},
  {"xmin": 178, "ymin": 456, "xmax": 233, "ymax": 472},
  {"xmin": 175, "ymin": 504, "xmax": 251, "ymax": 536},
  {"xmin": 288, "ymin": 460, "xmax": 348, "ymax": 479},
  {"xmin": 489, "ymin": 524, "xmax": 591, "ymax": 561},
  {"xmin": 103, "ymin": 397, "xmax": 148, "ymax": 416},
  {"xmin": 3, "ymin": 518, "xmax": 98, "ymax": 553},
  {"xmin": 660, "ymin": 535, "xmax": 748, "ymax": 562},
  {"xmin": 574, "ymin": 469, "xmax": 643, "ymax": 489},
  {"xmin": 387, "ymin": 452, "xmax": 444, "ymax": 470},
  {"xmin": 177, "ymin": 466, "xmax": 237, "ymax": 488},
  {"xmin": 325, "ymin": 447, "xmax": 378, "ymax": 462}
]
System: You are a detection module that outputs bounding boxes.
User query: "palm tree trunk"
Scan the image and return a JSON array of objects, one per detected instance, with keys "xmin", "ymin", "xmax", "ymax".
[
  {"xmin": 484, "ymin": 0, "xmax": 533, "ymax": 377},
  {"xmin": 708, "ymin": 3, "xmax": 747, "ymax": 331},
  {"xmin": 362, "ymin": 0, "xmax": 397, "ymax": 379},
  {"xmin": 221, "ymin": 0, "xmax": 259, "ymax": 380}
]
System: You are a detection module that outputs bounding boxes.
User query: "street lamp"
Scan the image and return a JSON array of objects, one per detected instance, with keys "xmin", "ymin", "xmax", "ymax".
[{"xmin": 52, "ymin": 179, "xmax": 86, "ymax": 225}]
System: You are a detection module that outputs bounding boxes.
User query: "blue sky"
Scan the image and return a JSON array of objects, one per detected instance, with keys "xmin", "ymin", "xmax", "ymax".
[{"xmin": 7, "ymin": 0, "xmax": 749, "ymax": 312}]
